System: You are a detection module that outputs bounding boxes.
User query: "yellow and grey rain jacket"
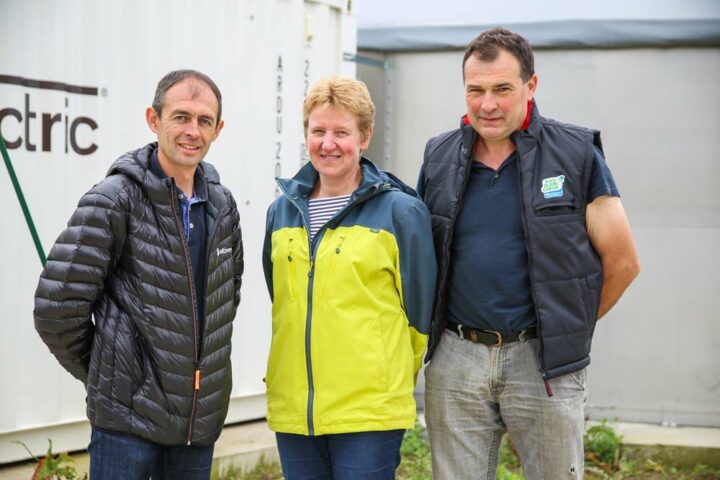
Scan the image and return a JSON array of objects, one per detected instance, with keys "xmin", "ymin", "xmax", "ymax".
[{"xmin": 262, "ymin": 158, "xmax": 437, "ymax": 436}]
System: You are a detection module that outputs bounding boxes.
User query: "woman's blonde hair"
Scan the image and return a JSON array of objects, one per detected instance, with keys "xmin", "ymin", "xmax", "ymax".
[{"xmin": 303, "ymin": 77, "xmax": 375, "ymax": 141}]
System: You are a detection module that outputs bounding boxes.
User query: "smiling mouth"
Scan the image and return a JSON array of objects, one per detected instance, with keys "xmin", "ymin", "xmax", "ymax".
[{"xmin": 179, "ymin": 143, "xmax": 201, "ymax": 151}]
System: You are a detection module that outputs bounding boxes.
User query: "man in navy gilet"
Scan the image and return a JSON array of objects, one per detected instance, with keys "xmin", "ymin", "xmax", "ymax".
[{"xmin": 418, "ymin": 28, "xmax": 640, "ymax": 479}]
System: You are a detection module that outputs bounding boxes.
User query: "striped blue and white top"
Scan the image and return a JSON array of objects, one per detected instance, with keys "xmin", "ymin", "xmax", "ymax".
[{"xmin": 308, "ymin": 195, "xmax": 351, "ymax": 241}]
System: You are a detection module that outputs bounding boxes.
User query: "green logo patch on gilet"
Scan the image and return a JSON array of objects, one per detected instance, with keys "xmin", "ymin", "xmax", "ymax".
[{"xmin": 541, "ymin": 175, "xmax": 566, "ymax": 199}]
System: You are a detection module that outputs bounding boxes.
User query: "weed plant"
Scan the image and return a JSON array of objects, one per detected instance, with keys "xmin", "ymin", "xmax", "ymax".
[{"xmin": 12, "ymin": 440, "xmax": 87, "ymax": 480}]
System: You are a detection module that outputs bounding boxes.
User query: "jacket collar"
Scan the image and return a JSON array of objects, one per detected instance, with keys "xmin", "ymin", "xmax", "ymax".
[
  {"xmin": 511, "ymin": 99, "xmax": 541, "ymax": 153},
  {"xmin": 276, "ymin": 157, "xmax": 418, "ymax": 202},
  {"xmin": 147, "ymin": 148, "xmax": 208, "ymax": 200},
  {"xmin": 107, "ymin": 142, "xmax": 221, "ymax": 188},
  {"xmin": 458, "ymin": 99, "xmax": 542, "ymax": 154},
  {"xmin": 104, "ymin": 143, "xmax": 222, "ymax": 208}
]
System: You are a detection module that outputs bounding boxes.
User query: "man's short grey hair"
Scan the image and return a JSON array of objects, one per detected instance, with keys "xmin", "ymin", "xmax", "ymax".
[{"xmin": 152, "ymin": 69, "xmax": 223, "ymax": 123}]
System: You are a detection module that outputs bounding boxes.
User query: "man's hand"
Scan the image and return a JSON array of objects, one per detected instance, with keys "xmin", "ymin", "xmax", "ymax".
[{"xmin": 586, "ymin": 196, "xmax": 640, "ymax": 319}]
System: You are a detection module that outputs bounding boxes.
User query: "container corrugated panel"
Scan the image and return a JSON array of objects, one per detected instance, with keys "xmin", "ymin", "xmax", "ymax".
[{"xmin": 0, "ymin": 0, "xmax": 356, "ymax": 464}]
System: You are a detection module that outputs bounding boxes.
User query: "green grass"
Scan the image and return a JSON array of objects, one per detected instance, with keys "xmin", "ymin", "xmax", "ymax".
[
  {"xmin": 396, "ymin": 421, "xmax": 720, "ymax": 480},
  {"xmin": 397, "ymin": 423, "xmax": 432, "ymax": 480},
  {"xmin": 581, "ymin": 420, "xmax": 720, "ymax": 479},
  {"xmin": 211, "ymin": 455, "xmax": 283, "ymax": 480},
  {"xmin": 212, "ymin": 421, "xmax": 720, "ymax": 480},
  {"xmin": 498, "ymin": 436, "xmax": 524, "ymax": 479}
]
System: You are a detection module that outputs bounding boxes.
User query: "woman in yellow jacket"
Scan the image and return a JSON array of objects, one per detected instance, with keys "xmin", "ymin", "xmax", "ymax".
[{"xmin": 262, "ymin": 77, "xmax": 437, "ymax": 479}]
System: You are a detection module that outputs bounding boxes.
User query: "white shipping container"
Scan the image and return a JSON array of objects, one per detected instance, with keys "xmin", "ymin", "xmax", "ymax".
[{"xmin": 0, "ymin": 0, "xmax": 356, "ymax": 464}]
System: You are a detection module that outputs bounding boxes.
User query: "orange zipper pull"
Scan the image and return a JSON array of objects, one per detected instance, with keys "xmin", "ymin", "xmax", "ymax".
[{"xmin": 195, "ymin": 369, "xmax": 201, "ymax": 390}]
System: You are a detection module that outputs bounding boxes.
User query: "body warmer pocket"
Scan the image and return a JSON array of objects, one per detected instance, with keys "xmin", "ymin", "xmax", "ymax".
[{"xmin": 534, "ymin": 200, "xmax": 577, "ymax": 216}]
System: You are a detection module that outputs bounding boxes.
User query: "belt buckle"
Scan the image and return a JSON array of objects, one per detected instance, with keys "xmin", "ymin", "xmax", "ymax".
[
  {"xmin": 457, "ymin": 324, "xmax": 480, "ymax": 343},
  {"xmin": 485, "ymin": 329, "xmax": 503, "ymax": 347}
]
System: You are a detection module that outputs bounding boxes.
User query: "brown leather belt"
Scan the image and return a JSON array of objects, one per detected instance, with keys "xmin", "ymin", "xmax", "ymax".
[{"xmin": 446, "ymin": 322, "xmax": 537, "ymax": 346}]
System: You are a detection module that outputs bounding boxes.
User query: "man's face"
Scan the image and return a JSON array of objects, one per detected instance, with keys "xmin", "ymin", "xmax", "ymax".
[
  {"xmin": 146, "ymin": 78, "xmax": 224, "ymax": 171},
  {"xmin": 463, "ymin": 49, "xmax": 537, "ymax": 144}
]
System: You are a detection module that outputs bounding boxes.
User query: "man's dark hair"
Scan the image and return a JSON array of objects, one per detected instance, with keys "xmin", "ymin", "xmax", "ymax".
[
  {"xmin": 462, "ymin": 28, "xmax": 535, "ymax": 82},
  {"xmin": 152, "ymin": 69, "xmax": 223, "ymax": 123}
]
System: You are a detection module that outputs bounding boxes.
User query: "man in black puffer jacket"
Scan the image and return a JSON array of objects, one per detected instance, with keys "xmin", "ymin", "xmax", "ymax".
[{"xmin": 34, "ymin": 70, "xmax": 243, "ymax": 479}]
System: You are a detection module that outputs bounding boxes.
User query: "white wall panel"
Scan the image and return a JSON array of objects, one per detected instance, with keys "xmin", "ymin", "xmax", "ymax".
[{"xmin": 0, "ymin": 0, "xmax": 355, "ymax": 463}]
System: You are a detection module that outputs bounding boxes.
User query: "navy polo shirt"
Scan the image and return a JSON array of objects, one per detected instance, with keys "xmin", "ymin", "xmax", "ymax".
[
  {"xmin": 149, "ymin": 151, "xmax": 208, "ymax": 334},
  {"xmin": 446, "ymin": 148, "xmax": 618, "ymax": 333}
]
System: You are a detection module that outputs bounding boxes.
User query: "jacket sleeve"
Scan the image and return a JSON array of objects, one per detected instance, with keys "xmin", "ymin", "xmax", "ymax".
[
  {"xmin": 416, "ymin": 161, "xmax": 427, "ymax": 199},
  {"xmin": 229, "ymin": 194, "xmax": 244, "ymax": 308},
  {"xmin": 416, "ymin": 137, "xmax": 436, "ymax": 200},
  {"xmin": 395, "ymin": 199, "xmax": 437, "ymax": 380},
  {"xmin": 262, "ymin": 201, "xmax": 275, "ymax": 301},
  {"xmin": 33, "ymin": 184, "xmax": 127, "ymax": 383}
]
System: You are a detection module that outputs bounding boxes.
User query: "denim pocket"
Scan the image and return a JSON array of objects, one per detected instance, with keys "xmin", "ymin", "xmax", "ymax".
[{"xmin": 569, "ymin": 368, "xmax": 587, "ymax": 391}]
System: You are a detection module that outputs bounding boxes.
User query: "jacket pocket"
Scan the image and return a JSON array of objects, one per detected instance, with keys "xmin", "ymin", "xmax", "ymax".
[
  {"xmin": 285, "ymin": 238, "xmax": 297, "ymax": 302},
  {"xmin": 273, "ymin": 236, "xmax": 300, "ymax": 303},
  {"xmin": 130, "ymin": 353, "xmax": 173, "ymax": 431},
  {"xmin": 320, "ymin": 233, "xmax": 347, "ymax": 299},
  {"xmin": 131, "ymin": 331, "xmax": 148, "ymax": 397},
  {"xmin": 534, "ymin": 200, "xmax": 577, "ymax": 216}
]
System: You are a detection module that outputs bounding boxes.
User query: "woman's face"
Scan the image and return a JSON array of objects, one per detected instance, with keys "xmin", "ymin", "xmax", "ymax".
[{"xmin": 306, "ymin": 105, "xmax": 371, "ymax": 185}]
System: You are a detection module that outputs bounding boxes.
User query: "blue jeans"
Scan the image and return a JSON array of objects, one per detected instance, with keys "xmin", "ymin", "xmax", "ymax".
[
  {"xmin": 425, "ymin": 331, "xmax": 586, "ymax": 480},
  {"xmin": 88, "ymin": 427, "xmax": 215, "ymax": 480},
  {"xmin": 275, "ymin": 429, "xmax": 405, "ymax": 480}
]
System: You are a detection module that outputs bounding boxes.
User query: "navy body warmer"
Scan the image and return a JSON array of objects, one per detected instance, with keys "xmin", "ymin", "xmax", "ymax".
[{"xmin": 419, "ymin": 101, "xmax": 603, "ymax": 379}]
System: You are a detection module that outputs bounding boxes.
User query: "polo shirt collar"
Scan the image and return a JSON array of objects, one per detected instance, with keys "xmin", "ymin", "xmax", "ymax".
[{"xmin": 149, "ymin": 148, "xmax": 207, "ymax": 201}]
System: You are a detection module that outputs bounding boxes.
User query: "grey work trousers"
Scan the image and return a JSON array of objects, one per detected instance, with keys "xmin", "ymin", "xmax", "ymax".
[{"xmin": 424, "ymin": 330, "xmax": 586, "ymax": 480}]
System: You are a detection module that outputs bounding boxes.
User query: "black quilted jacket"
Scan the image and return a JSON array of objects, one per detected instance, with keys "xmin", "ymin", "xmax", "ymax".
[{"xmin": 34, "ymin": 143, "xmax": 243, "ymax": 446}]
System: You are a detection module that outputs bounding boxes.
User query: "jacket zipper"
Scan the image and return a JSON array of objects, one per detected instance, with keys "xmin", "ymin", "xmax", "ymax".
[
  {"xmin": 278, "ymin": 181, "xmax": 385, "ymax": 436},
  {"xmin": 423, "ymin": 129, "xmax": 475, "ymax": 360},
  {"xmin": 512, "ymin": 135, "xmax": 552, "ymax": 396},
  {"xmin": 441, "ymin": 140, "xmax": 474, "ymax": 330},
  {"xmin": 305, "ymin": 254, "xmax": 316, "ymax": 435},
  {"xmin": 278, "ymin": 187, "xmax": 318, "ymax": 436},
  {"xmin": 168, "ymin": 182, "xmax": 202, "ymax": 443}
]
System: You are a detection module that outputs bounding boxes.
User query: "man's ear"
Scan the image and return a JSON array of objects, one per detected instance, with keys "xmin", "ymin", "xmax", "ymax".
[
  {"xmin": 213, "ymin": 119, "xmax": 225, "ymax": 140},
  {"xmin": 527, "ymin": 73, "xmax": 538, "ymax": 99},
  {"xmin": 146, "ymin": 107, "xmax": 159, "ymax": 134}
]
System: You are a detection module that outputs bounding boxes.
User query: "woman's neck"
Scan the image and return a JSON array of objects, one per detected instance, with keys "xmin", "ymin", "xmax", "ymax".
[{"xmin": 311, "ymin": 170, "xmax": 361, "ymax": 199}]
